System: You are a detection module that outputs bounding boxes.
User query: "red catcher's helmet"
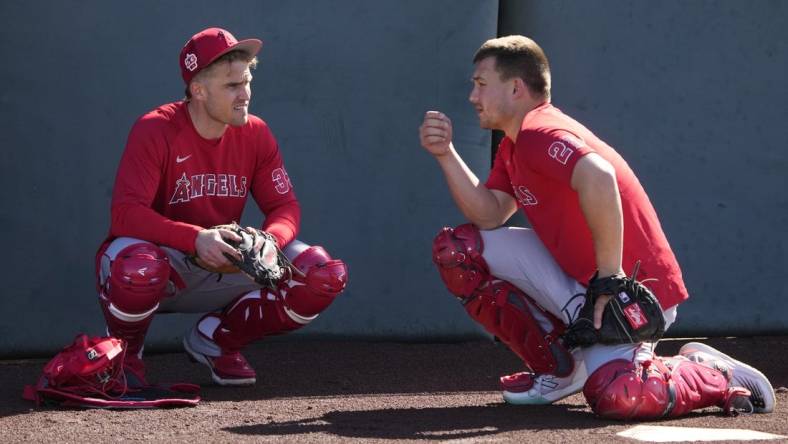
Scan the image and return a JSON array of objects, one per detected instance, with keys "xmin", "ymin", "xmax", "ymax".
[{"xmin": 42, "ymin": 334, "xmax": 128, "ymax": 398}]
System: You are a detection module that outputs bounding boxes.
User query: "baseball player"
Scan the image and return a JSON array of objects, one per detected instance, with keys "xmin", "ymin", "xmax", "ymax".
[
  {"xmin": 96, "ymin": 27, "xmax": 348, "ymax": 387},
  {"xmin": 420, "ymin": 35, "xmax": 775, "ymax": 419}
]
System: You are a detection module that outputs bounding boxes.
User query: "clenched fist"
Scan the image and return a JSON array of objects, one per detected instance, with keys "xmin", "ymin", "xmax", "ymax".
[{"xmin": 419, "ymin": 111, "xmax": 453, "ymax": 157}]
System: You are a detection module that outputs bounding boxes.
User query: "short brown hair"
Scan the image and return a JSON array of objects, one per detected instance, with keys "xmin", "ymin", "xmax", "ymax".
[
  {"xmin": 473, "ymin": 35, "xmax": 551, "ymax": 100},
  {"xmin": 185, "ymin": 50, "xmax": 258, "ymax": 99}
]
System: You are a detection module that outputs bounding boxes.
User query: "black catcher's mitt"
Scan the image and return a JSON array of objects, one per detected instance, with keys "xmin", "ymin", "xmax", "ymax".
[
  {"xmin": 191, "ymin": 223, "xmax": 291, "ymax": 289},
  {"xmin": 562, "ymin": 262, "xmax": 665, "ymax": 348}
]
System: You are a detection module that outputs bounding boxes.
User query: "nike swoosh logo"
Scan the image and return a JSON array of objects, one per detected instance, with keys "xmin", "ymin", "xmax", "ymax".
[{"xmin": 176, "ymin": 154, "xmax": 192, "ymax": 163}]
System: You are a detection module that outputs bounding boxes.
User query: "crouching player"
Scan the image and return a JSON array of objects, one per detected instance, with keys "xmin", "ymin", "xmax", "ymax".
[
  {"xmin": 421, "ymin": 35, "xmax": 774, "ymax": 418},
  {"xmin": 96, "ymin": 27, "xmax": 347, "ymax": 386}
]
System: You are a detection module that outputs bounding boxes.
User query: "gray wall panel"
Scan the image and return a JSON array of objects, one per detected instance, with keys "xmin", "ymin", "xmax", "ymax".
[
  {"xmin": 500, "ymin": 1, "xmax": 787, "ymax": 335},
  {"xmin": 0, "ymin": 1, "xmax": 498, "ymax": 356}
]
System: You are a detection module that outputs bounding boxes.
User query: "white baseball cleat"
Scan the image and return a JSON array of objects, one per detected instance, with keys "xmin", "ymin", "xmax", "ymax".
[
  {"xmin": 679, "ymin": 342, "xmax": 775, "ymax": 413},
  {"xmin": 501, "ymin": 364, "xmax": 587, "ymax": 405}
]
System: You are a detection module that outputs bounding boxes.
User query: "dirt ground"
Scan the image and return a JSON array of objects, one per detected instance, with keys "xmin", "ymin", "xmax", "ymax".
[{"xmin": 1, "ymin": 336, "xmax": 786, "ymax": 443}]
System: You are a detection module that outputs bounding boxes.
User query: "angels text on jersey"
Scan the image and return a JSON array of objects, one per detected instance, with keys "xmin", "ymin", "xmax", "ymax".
[
  {"xmin": 169, "ymin": 167, "xmax": 292, "ymax": 205},
  {"xmin": 169, "ymin": 172, "xmax": 248, "ymax": 204},
  {"xmin": 513, "ymin": 185, "xmax": 538, "ymax": 207}
]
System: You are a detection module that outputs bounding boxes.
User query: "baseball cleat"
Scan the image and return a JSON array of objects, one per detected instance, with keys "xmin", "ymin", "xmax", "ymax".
[
  {"xmin": 183, "ymin": 329, "xmax": 256, "ymax": 386},
  {"xmin": 501, "ymin": 365, "xmax": 587, "ymax": 405},
  {"xmin": 679, "ymin": 342, "xmax": 775, "ymax": 413}
]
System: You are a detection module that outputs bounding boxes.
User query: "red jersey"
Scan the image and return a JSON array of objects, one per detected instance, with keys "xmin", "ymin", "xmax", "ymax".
[
  {"xmin": 107, "ymin": 101, "xmax": 300, "ymax": 254},
  {"xmin": 485, "ymin": 103, "xmax": 688, "ymax": 309}
]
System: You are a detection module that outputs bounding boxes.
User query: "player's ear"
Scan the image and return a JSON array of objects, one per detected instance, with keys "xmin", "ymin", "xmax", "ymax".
[
  {"xmin": 189, "ymin": 79, "xmax": 206, "ymax": 101},
  {"xmin": 512, "ymin": 78, "xmax": 527, "ymax": 99}
]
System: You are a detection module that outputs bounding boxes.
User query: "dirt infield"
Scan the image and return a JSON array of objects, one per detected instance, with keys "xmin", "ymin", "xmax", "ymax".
[{"xmin": 1, "ymin": 336, "xmax": 786, "ymax": 443}]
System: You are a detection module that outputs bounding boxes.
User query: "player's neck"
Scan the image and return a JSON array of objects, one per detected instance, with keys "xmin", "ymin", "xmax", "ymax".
[
  {"xmin": 187, "ymin": 100, "xmax": 228, "ymax": 140},
  {"xmin": 503, "ymin": 98, "xmax": 547, "ymax": 143},
  {"xmin": 502, "ymin": 107, "xmax": 530, "ymax": 143}
]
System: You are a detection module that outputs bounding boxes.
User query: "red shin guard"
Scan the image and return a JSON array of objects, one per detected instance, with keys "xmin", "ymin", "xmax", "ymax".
[
  {"xmin": 583, "ymin": 357, "xmax": 746, "ymax": 420},
  {"xmin": 99, "ymin": 243, "xmax": 170, "ymax": 358},
  {"xmin": 465, "ymin": 280, "xmax": 573, "ymax": 376},
  {"xmin": 433, "ymin": 224, "xmax": 572, "ymax": 377},
  {"xmin": 210, "ymin": 246, "xmax": 348, "ymax": 352}
]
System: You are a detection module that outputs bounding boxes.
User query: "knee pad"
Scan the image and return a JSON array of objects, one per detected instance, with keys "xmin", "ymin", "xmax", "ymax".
[
  {"xmin": 583, "ymin": 357, "xmax": 732, "ymax": 420},
  {"xmin": 465, "ymin": 280, "xmax": 573, "ymax": 377},
  {"xmin": 280, "ymin": 246, "xmax": 348, "ymax": 321},
  {"xmin": 432, "ymin": 224, "xmax": 490, "ymax": 298},
  {"xmin": 103, "ymin": 243, "xmax": 170, "ymax": 322}
]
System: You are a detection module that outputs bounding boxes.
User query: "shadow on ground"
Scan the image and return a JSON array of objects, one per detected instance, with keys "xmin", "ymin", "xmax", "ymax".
[{"xmin": 224, "ymin": 403, "xmax": 612, "ymax": 440}]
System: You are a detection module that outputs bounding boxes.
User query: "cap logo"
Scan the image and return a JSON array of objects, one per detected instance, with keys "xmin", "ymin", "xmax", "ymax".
[{"xmin": 184, "ymin": 53, "xmax": 198, "ymax": 72}]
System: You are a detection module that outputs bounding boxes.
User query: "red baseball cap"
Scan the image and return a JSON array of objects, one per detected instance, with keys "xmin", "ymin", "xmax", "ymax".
[{"xmin": 179, "ymin": 27, "xmax": 263, "ymax": 85}]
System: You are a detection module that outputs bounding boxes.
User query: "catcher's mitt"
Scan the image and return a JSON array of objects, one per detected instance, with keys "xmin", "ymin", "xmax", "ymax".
[
  {"xmin": 191, "ymin": 223, "xmax": 291, "ymax": 289},
  {"xmin": 562, "ymin": 261, "xmax": 665, "ymax": 348}
]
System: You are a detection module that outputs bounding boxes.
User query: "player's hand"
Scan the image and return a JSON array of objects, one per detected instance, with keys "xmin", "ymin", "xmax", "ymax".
[
  {"xmin": 245, "ymin": 226, "xmax": 274, "ymax": 254},
  {"xmin": 592, "ymin": 270, "xmax": 624, "ymax": 329},
  {"xmin": 195, "ymin": 227, "xmax": 243, "ymax": 269},
  {"xmin": 419, "ymin": 111, "xmax": 453, "ymax": 157},
  {"xmin": 247, "ymin": 227, "xmax": 281, "ymax": 269},
  {"xmin": 593, "ymin": 293, "xmax": 614, "ymax": 329}
]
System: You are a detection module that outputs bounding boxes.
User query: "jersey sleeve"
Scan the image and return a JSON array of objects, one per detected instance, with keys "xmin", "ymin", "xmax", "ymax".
[
  {"xmin": 249, "ymin": 124, "xmax": 301, "ymax": 246},
  {"xmin": 110, "ymin": 116, "xmax": 202, "ymax": 253},
  {"xmin": 518, "ymin": 129, "xmax": 594, "ymax": 184},
  {"xmin": 484, "ymin": 140, "xmax": 515, "ymax": 196}
]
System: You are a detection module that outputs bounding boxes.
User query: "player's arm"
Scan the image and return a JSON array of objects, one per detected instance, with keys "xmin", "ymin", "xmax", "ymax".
[
  {"xmin": 571, "ymin": 152, "xmax": 624, "ymax": 327},
  {"xmin": 437, "ymin": 149, "xmax": 517, "ymax": 229},
  {"xmin": 419, "ymin": 111, "xmax": 517, "ymax": 229},
  {"xmin": 256, "ymin": 199, "xmax": 301, "ymax": 247},
  {"xmin": 249, "ymin": 124, "xmax": 301, "ymax": 247}
]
